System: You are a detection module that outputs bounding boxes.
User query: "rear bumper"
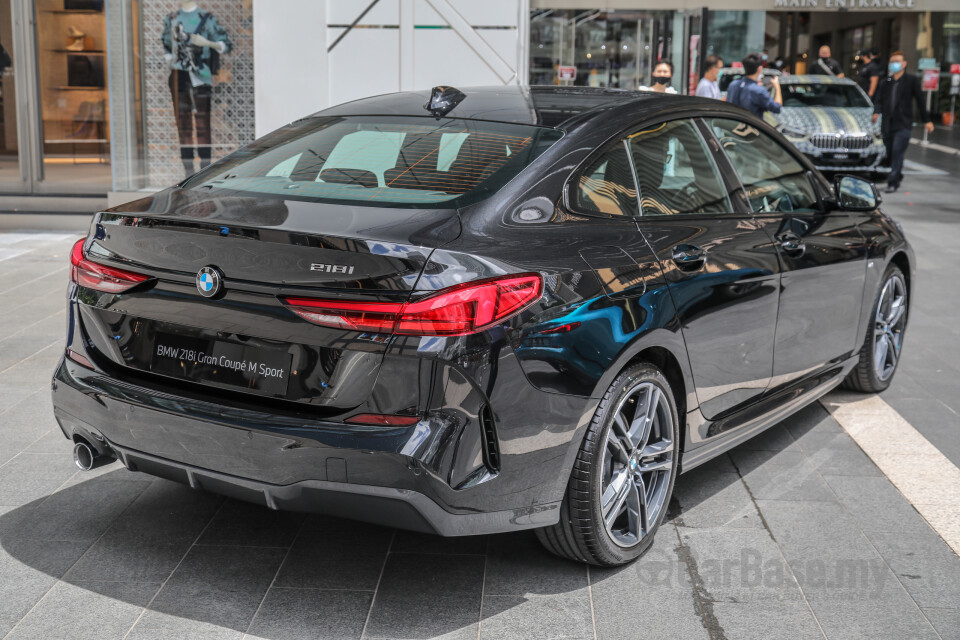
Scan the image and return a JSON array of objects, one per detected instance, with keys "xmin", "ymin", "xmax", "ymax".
[{"xmin": 52, "ymin": 355, "xmax": 567, "ymax": 536}]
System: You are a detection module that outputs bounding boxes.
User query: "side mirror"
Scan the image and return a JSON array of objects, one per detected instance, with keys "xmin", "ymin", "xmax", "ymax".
[{"xmin": 833, "ymin": 174, "xmax": 880, "ymax": 211}]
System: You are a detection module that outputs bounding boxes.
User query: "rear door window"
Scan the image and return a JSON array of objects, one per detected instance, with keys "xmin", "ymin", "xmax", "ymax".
[
  {"xmin": 183, "ymin": 116, "xmax": 562, "ymax": 209},
  {"xmin": 573, "ymin": 142, "xmax": 638, "ymax": 217},
  {"xmin": 709, "ymin": 118, "xmax": 820, "ymax": 213},
  {"xmin": 627, "ymin": 119, "xmax": 731, "ymax": 215}
]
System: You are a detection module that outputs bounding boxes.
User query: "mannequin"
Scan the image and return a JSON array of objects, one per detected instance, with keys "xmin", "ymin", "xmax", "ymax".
[{"xmin": 162, "ymin": 1, "xmax": 231, "ymax": 176}]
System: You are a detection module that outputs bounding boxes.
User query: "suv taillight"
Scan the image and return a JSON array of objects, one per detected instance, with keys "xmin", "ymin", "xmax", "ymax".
[
  {"xmin": 282, "ymin": 274, "xmax": 542, "ymax": 336},
  {"xmin": 70, "ymin": 238, "xmax": 149, "ymax": 293}
]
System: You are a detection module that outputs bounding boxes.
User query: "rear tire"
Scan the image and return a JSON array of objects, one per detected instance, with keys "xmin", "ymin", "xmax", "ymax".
[
  {"xmin": 842, "ymin": 264, "xmax": 908, "ymax": 393},
  {"xmin": 536, "ymin": 363, "xmax": 679, "ymax": 566}
]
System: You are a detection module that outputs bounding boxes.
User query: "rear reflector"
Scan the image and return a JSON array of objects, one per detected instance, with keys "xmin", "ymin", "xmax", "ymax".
[
  {"xmin": 344, "ymin": 413, "xmax": 422, "ymax": 426},
  {"xmin": 282, "ymin": 273, "xmax": 542, "ymax": 336},
  {"xmin": 65, "ymin": 348, "xmax": 94, "ymax": 370},
  {"xmin": 70, "ymin": 239, "xmax": 149, "ymax": 294}
]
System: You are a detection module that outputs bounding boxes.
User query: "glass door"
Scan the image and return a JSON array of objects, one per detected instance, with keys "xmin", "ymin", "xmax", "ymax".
[
  {"xmin": 0, "ymin": 0, "xmax": 22, "ymax": 190},
  {"xmin": 0, "ymin": 0, "xmax": 111, "ymax": 196},
  {"xmin": 34, "ymin": 0, "xmax": 111, "ymax": 193}
]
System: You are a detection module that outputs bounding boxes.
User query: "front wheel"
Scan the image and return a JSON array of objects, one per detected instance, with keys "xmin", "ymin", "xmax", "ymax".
[
  {"xmin": 536, "ymin": 364, "xmax": 679, "ymax": 566},
  {"xmin": 843, "ymin": 264, "xmax": 908, "ymax": 392}
]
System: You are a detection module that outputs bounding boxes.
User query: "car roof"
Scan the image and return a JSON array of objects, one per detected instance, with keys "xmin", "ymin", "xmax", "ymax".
[
  {"xmin": 314, "ymin": 85, "xmax": 735, "ymax": 131},
  {"xmin": 779, "ymin": 74, "xmax": 857, "ymax": 86}
]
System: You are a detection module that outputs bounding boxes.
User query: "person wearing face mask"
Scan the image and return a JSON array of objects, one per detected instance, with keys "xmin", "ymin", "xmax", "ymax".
[
  {"xmin": 696, "ymin": 55, "xmax": 723, "ymax": 100},
  {"xmin": 809, "ymin": 45, "xmax": 844, "ymax": 78},
  {"xmin": 640, "ymin": 60, "xmax": 677, "ymax": 94},
  {"xmin": 773, "ymin": 56, "xmax": 788, "ymax": 73},
  {"xmin": 726, "ymin": 53, "xmax": 782, "ymax": 118},
  {"xmin": 871, "ymin": 51, "xmax": 934, "ymax": 193}
]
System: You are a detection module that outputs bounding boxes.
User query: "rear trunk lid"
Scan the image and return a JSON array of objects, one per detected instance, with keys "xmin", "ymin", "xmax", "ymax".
[{"xmin": 76, "ymin": 188, "xmax": 459, "ymax": 409}]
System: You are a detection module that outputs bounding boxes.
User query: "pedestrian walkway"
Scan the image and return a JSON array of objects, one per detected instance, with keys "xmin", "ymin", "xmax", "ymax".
[{"xmin": 910, "ymin": 123, "xmax": 960, "ymax": 157}]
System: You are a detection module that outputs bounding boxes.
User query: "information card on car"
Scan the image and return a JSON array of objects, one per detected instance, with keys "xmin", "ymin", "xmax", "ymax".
[{"xmin": 150, "ymin": 333, "xmax": 292, "ymax": 396}]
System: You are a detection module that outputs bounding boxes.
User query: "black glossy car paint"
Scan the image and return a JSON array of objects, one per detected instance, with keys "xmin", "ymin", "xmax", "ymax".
[{"xmin": 52, "ymin": 86, "xmax": 914, "ymax": 536}]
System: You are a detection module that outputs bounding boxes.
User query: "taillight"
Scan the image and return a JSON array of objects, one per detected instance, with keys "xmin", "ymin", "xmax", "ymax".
[
  {"xmin": 70, "ymin": 238, "xmax": 149, "ymax": 293},
  {"xmin": 282, "ymin": 273, "xmax": 542, "ymax": 336}
]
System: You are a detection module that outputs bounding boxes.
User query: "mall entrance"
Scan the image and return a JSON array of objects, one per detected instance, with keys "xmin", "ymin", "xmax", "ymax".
[{"xmin": 0, "ymin": 0, "xmax": 112, "ymax": 196}]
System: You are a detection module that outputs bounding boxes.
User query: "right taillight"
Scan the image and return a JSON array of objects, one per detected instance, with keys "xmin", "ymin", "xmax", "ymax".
[
  {"xmin": 70, "ymin": 238, "xmax": 149, "ymax": 293},
  {"xmin": 281, "ymin": 273, "xmax": 542, "ymax": 336}
]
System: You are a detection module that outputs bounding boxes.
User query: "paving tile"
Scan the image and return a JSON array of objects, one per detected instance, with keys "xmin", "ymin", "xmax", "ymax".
[
  {"xmin": 64, "ymin": 538, "xmax": 190, "ymax": 584},
  {"xmin": 755, "ymin": 500, "xmax": 896, "ymax": 601},
  {"xmin": 246, "ymin": 587, "xmax": 372, "ymax": 640},
  {"xmin": 736, "ymin": 424, "xmax": 799, "ymax": 452},
  {"xmin": 392, "ymin": 529, "xmax": 487, "ymax": 556},
  {"xmin": 864, "ymin": 529, "xmax": 960, "ymax": 609},
  {"xmin": 920, "ymin": 607, "xmax": 960, "ymax": 639},
  {"xmin": 590, "ymin": 557, "xmax": 709, "ymax": 640},
  {"xmin": 273, "ymin": 519, "xmax": 392, "ymax": 591},
  {"xmin": 782, "ymin": 403, "xmax": 844, "ymax": 439},
  {"xmin": 3, "ymin": 580, "xmax": 158, "ymax": 640},
  {"xmin": 821, "ymin": 474, "xmax": 932, "ymax": 534},
  {"xmin": 7, "ymin": 472, "xmax": 152, "ymax": 542},
  {"xmin": 100, "ymin": 479, "xmax": 224, "ymax": 547},
  {"xmin": 0, "ymin": 538, "xmax": 90, "ymax": 636},
  {"xmin": 676, "ymin": 526, "xmax": 804, "ymax": 603},
  {"xmin": 792, "ymin": 429, "xmax": 883, "ymax": 477},
  {"xmin": 140, "ymin": 545, "xmax": 287, "ymax": 634},
  {"xmin": 808, "ymin": 596, "xmax": 940, "ymax": 640},
  {"xmin": 196, "ymin": 499, "xmax": 305, "ymax": 548},
  {"xmin": 0, "ymin": 453, "xmax": 78, "ymax": 507},
  {"xmin": 729, "ymin": 449, "xmax": 836, "ymax": 502},
  {"xmin": 480, "ymin": 591, "xmax": 594, "ymax": 640},
  {"xmin": 711, "ymin": 600, "xmax": 822, "ymax": 640},
  {"xmin": 364, "ymin": 553, "xmax": 484, "ymax": 639},
  {"xmin": 484, "ymin": 532, "xmax": 587, "ymax": 596},
  {"xmin": 671, "ymin": 467, "xmax": 763, "ymax": 530},
  {"xmin": 127, "ymin": 618, "xmax": 243, "ymax": 640}
]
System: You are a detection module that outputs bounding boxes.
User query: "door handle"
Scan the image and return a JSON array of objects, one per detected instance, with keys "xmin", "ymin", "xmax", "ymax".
[
  {"xmin": 776, "ymin": 232, "xmax": 806, "ymax": 257},
  {"xmin": 671, "ymin": 244, "xmax": 706, "ymax": 272}
]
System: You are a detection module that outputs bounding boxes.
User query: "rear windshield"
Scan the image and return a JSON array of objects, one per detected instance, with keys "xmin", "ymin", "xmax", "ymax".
[
  {"xmin": 182, "ymin": 116, "xmax": 562, "ymax": 208},
  {"xmin": 782, "ymin": 84, "xmax": 871, "ymax": 109}
]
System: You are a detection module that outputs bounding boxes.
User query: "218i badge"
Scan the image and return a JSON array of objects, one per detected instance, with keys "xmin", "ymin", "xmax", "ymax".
[{"xmin": 196, "ymin": 266, "xmax": 223, "ymax": 298}]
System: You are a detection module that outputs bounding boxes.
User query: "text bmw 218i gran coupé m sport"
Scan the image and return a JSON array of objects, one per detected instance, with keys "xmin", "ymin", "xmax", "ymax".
[{"xmin": 53, "ymin": 85, "xmax": 912, "ymax": 566}]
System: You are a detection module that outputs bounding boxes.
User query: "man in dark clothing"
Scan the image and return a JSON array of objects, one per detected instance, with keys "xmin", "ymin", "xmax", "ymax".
[
  {"xmin": 809, "ymin": 45, "xmax": 844, "ymax": 77},
  {"xmin": 871, "ymin": 50, "xmax": 934, "ymax": 193},
  {"xmin": 727, "ymin": 53, "xmax": 782, "ymax": 119},
  {"xmin": 857, "ymin": 48, "xmax": 883, "ymax": 99}
]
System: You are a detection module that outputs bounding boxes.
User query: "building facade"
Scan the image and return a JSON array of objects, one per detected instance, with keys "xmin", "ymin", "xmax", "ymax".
[{"xmin": 0, "ymin": 0, "xmax": 955, "ymax": 208}]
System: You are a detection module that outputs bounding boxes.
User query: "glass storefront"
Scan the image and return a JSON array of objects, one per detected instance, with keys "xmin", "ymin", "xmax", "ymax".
[
  {"xmin": 0, "ymin": 0, "xmax": 254, "ymax": 198},
  {"xmin": 530, "ymin": 9, "xmax": 678, "ymax": 91}
]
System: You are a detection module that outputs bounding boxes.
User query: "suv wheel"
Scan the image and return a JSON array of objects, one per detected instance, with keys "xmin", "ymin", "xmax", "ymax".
[{"xmin": 536, "ymin": 363, "xmax": 679, "ymax": 566}]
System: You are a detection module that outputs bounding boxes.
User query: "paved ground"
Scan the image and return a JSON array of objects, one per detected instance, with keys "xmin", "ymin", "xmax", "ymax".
[{"xmin": 0, "ymin": 152, "xmax": 959, "ymax": 639}]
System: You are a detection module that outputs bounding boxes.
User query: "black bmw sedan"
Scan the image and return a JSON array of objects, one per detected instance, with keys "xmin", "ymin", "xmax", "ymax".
[{"xmin": 53, "ymin": 85, "xmax": 913, "ymax": 566}]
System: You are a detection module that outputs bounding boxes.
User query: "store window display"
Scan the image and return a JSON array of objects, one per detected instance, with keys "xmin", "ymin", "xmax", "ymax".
[
  {"xmin": 138, "ymin": 0, "xmax": 254, "ymax": 188},
  {"xmin": 162, "ymin": 0, "xmax": 231, "ymax": 176}
]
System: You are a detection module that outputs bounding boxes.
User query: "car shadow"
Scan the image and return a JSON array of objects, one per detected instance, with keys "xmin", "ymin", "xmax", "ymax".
[{"xmin": 0, "ymin": 406, "xmax": 826, "ymax": 638}]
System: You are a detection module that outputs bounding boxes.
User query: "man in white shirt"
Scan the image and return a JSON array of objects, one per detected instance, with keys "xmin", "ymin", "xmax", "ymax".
[{"xmin": 696, "ymin": 55, "xmax": 723, "ymax": 100}]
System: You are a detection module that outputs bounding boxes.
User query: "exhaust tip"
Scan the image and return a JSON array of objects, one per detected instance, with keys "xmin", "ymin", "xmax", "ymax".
[{"xmin": 74, "ymin": 441, "xmax": 96, "ymax": 471}]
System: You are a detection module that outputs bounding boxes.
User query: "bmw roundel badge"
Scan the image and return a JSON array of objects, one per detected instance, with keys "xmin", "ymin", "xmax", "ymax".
[{"xmin": 196, "ymin": 266, "xmax": 223, "ymax": 298}]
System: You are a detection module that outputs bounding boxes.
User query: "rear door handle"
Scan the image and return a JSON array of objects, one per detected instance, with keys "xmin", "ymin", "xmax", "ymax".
[
  {"xmin": 672, "ymin": 244, "xmax": 706, "ymax": 272},
  {"xmin": 775, "ymin": 232, "xmax": 806, "ymax": 257}
]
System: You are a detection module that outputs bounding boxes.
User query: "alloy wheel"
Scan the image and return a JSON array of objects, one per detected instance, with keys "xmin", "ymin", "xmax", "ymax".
[
  {"xmin": 600, "ymin": 381, "xmax": 674, "ymax": 548},
  {"xmin": 873, "ymin": 273, "xmax": 907, "ymax": 382}
]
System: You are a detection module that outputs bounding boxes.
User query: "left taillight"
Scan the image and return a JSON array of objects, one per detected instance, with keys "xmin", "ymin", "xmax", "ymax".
[
  {"xmin": 281, "ymin": 273, "xmax": 543, "ymax": 336},
  {"xmin": 70, "ymin": 238, "xmax": 149, "ymax": 293}
]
